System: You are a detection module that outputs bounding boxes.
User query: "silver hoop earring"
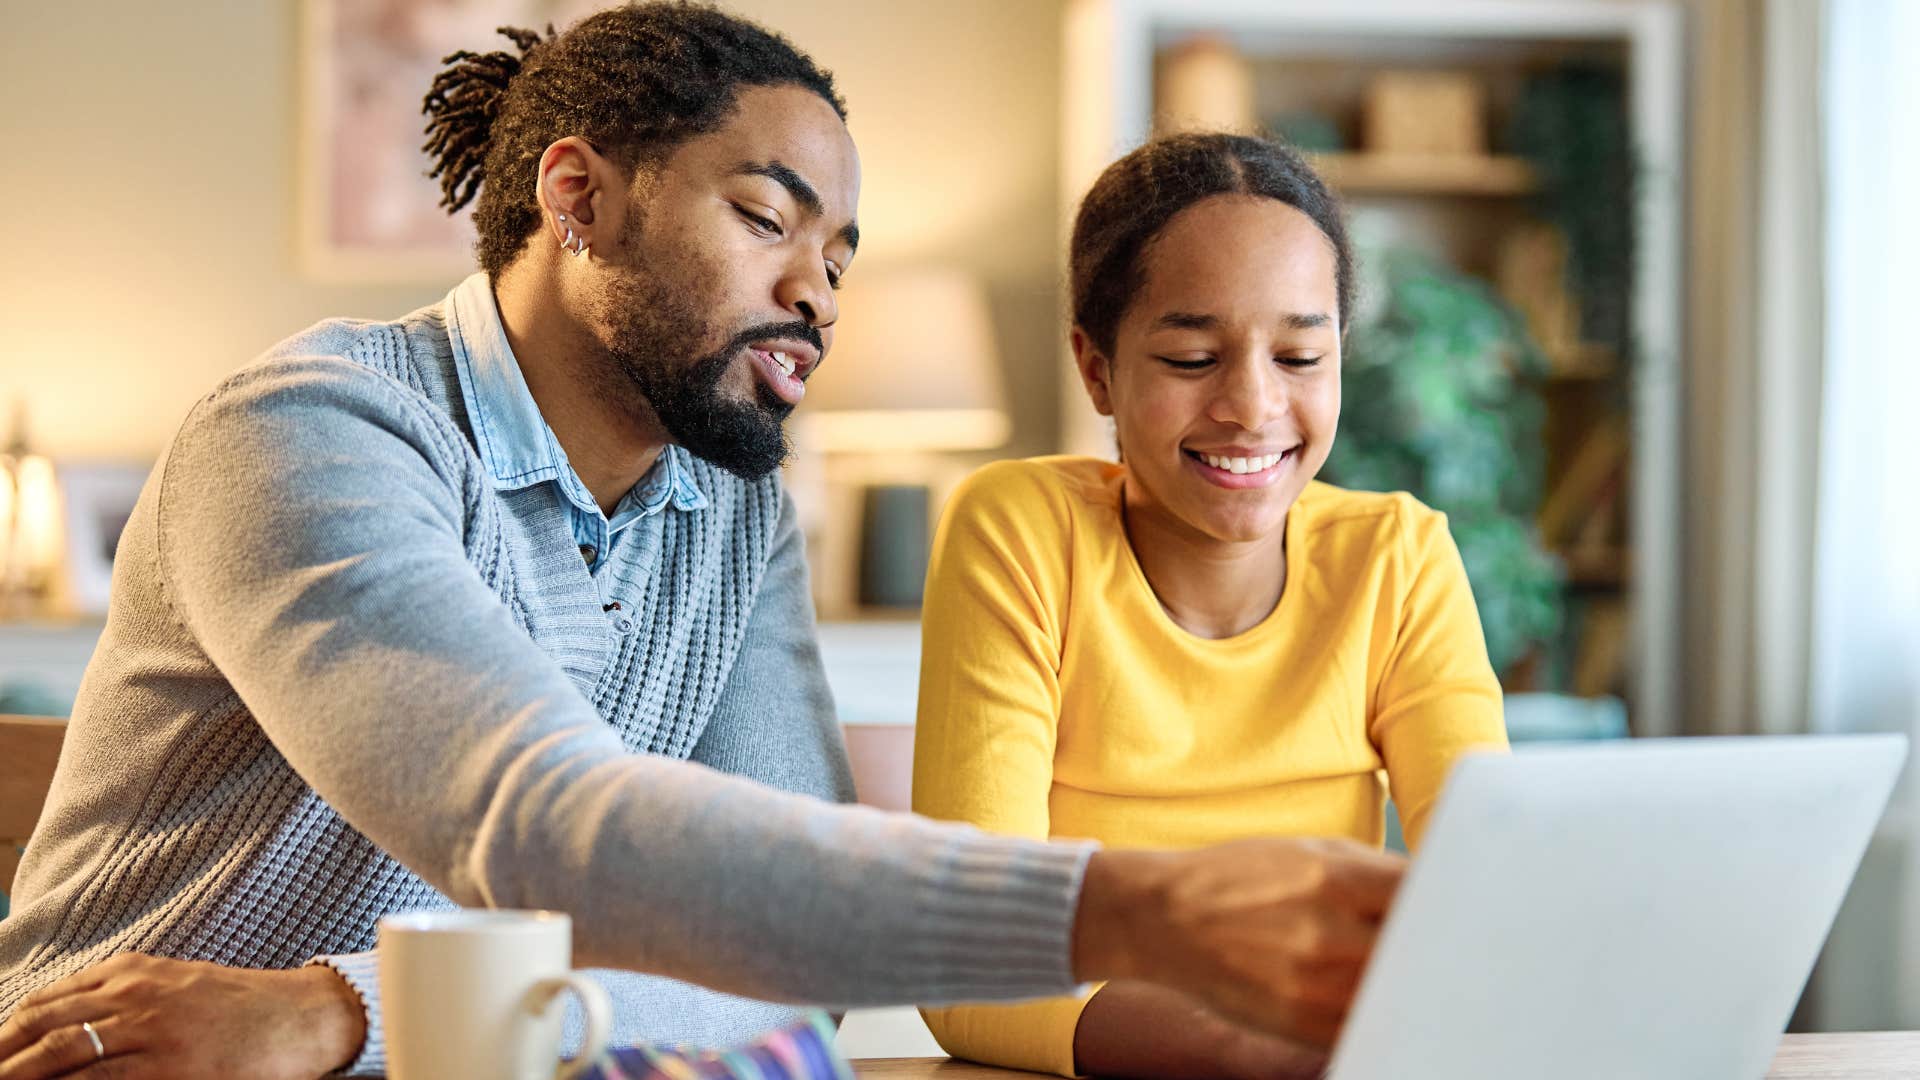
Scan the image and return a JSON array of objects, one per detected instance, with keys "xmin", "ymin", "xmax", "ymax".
[{"xmin": 571, "ymin": 233, "xmax": 590, "ymax": 258}]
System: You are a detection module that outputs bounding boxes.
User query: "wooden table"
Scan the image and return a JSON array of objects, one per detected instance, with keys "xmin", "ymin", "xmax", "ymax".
[
  {"xmin": 854, "ymin": 1031, "xmax": 1920, "ymax": 1078},
  {"xmin": 1767, "ymin": 1032, "xmax": 1920, "ymax": 1077}
]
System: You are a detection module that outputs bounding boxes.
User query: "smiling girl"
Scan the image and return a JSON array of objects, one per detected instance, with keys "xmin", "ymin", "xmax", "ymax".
[{"xmin": 912, "ymin": 133, "xmax": 1509, "ymax": 1080}]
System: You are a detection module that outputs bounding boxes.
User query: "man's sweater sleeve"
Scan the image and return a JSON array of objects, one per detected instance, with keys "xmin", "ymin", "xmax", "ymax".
[
  {"xmin": 310, "ymin": 492, "xmax": 856, "ymax": 1077},
  {"xmin": 157, "ymin": 359, "xmax": 1093, "ymax": 1018}
]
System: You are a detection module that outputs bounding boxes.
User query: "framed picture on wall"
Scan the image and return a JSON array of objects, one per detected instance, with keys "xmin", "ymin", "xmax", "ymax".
[{"xmin": 297, "ymin": 0, "xmax": 602, "ymax": 282}]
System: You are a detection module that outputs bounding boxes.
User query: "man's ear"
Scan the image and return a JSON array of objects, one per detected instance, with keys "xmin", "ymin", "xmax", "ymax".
[
  {"xmin": 534, "ymin": 136, "xmax": 615, "ymax": 256},
  {"xmin": 1070, "ymin": 326, "xmax": 1116, "ymax": 418}
]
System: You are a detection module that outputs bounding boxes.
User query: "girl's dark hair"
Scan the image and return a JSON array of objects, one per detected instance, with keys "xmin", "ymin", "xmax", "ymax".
[
  {"xmin": 421, "ymin": 2, "xmax": 845, "ymax": 277},
  {"xmin": 1069, "ymin": 132, "xmax": 1355, "ymax": 356}
]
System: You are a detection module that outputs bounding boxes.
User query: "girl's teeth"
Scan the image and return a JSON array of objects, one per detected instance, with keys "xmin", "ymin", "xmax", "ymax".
[{"xmin": 1200, "ymin": 452, "xmax": 1286, "ymax": 473}]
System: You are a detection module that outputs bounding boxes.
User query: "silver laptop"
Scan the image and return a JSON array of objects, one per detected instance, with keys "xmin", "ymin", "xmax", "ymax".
[{"xmin": 1330, "ymin": 734, "xmax": 1908, "ymax": 1080}]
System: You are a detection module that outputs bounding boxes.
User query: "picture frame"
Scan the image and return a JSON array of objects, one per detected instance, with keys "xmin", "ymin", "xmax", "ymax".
[
  {"xmin": 296, "ymin": 0, "xmax": 601, "ymax": 283},
  {"xmin": 55, "ymin": 462, "xmax": 151, "ymax": 618}
]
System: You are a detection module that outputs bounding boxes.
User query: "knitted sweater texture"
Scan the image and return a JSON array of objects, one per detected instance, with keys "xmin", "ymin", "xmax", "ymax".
[{"xmin": 0, "ymin": 295, "xmax": 1092, "ymax": 1071}]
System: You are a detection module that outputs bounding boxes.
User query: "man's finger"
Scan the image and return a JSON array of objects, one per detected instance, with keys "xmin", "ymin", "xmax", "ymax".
[
  {"xmin": 43, "ymin": 1055, "xmax": 140, "ymax": 1080},
  {"xmin": 0, "ymin": 989, "xmax": 126, "ymax": 1062},
  {"xmin": 2, "ymin": 961, "xmax": 120, "ymax": 1050},
  {"xmin": 1287, "ymin": 953, "xmax": 1369, "ymax": 1009},
  {"xmin": 1322, "ymin": 847, "xmax": 1406, "ymax": 917},
  {"xmin": 0, "ymin": 1002, "xmax": 61, "ymax": 1063},
  {"xmin": 18, "ymin": 957, "xmax": 137, "ymax": 1012},
  {"xmin": 0, "ymin": 1015, "xmax": 133, "ymax": 1080},
  {"xmin": 1266, "ymin": 999, "xmax": 1347, "ymax": 1052},
  {"xmin": 1283, "ymin": 905, "xmax": 1382, "ymax": 965}
]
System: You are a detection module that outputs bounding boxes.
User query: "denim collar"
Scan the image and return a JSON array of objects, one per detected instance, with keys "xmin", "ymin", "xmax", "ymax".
[{"xmin": 444, "ymin": 273, "xmax": 708, "ymax": 522}]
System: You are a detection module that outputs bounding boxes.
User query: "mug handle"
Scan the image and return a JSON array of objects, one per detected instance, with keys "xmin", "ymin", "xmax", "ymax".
[{"xmin": 527, "ymin": 972, "xmax": 613, "ymax": 1080}]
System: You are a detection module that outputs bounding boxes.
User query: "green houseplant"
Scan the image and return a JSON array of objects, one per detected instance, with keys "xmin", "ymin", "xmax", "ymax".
[
  {"xmin": 1323, "ymin": 247, "xmax": 1564, "ymax": 676},
  {"xmin": 1512, "ymin": 66, "xmax": 1637, "ymax": 354}
]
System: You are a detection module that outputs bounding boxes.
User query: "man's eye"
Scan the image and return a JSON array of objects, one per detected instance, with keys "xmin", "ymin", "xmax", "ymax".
[
  {"xmin": 737, "ymin": 207, "xmax": 782, "ymax": 236},
  {"xmin": 827, "ymin": 268, "xmax": 844, "ymax": 291},
  {"xmin": 1278, "ymin": 356, "xmax": 1323, "ymax": 368}
]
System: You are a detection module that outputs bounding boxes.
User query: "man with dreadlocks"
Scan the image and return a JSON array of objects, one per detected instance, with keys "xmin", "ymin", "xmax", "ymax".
[{"xmin": 0, "ymin": 4, "xmax": 1401, "ymax": 1077}]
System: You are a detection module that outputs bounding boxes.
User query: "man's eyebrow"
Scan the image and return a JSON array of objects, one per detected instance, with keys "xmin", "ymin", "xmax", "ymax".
[
  {"xmin": 739, "ymin": 160, "xmax": 822, "ymax": 215},
  {"xmin": 737, "ymin": 160, "xmax": 857, "ymax": 252},
  {"xmin": 1284, "ymin": 312, "xmax": 1334, "ymax": 330}
]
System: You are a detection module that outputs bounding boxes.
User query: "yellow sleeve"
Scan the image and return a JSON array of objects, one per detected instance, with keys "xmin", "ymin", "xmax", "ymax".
[
  {"xmin": 911, "ymin": 463, "xmax": 1096, "ymax": 1077},
  {"xmin": 1369, "ymin": 503, "xmax": 1510, "ymax": 851}
]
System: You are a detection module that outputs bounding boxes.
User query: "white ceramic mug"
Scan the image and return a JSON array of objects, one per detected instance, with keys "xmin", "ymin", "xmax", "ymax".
[{"xmin": 378, "ymin": 909, "xmax": 612, "ymax": 1080}]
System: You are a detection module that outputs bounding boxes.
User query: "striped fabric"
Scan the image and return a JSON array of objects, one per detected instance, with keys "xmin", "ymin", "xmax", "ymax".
[{"xmin": 583, "ymin": 1011, "xmax": 854, "ymax": 1080}]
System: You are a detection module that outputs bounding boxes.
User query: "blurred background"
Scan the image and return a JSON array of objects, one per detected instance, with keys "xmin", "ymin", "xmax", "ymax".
[{"xmin": 2, "ymin": 0, "xmax": 1917, "ymax": 1053}]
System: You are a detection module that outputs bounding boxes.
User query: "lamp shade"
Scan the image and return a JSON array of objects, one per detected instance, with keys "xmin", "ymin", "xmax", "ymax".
[
  {"xmin": 0, "ymin": 453, "xmax": 63, "ymax": 584},
  {"xmin": 801, "ymin": 268, "xmax": 1010, "ymax": 452}
]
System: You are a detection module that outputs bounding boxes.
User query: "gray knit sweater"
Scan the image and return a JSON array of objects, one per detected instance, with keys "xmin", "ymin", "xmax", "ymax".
[{"xmin": 0, "ymin": 288, "xmax": 1093, "ymax": 1072}]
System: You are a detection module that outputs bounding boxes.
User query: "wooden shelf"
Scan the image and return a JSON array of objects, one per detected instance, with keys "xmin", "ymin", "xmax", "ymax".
[
  {"xmin": 1543, "ymin": 342, "xmax": 1620, "ymax": 381},
  {"xmin": 1308, "ymin": 152, "xmax": 1540, "ymax": 196},
  {"xmin": 1560, "ymin": 545, "xmax": 1631, "ymax": 588}
]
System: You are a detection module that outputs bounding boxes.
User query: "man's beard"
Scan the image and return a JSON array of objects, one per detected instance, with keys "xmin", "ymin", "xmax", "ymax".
[
  {"xmin": 610, "ymin": 323, "xmax": 799, "ymax": 480},
  {"xmin": 594, "ymin": 252, "xmax": 817, "ymax": 480}
]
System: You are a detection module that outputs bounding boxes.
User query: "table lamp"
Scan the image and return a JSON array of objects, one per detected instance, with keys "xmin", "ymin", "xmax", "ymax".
[
  {"xmin": 800, "ymin": 269, "xmax": 1009, "ymax": 608},
  {"xmin": 0, "ymin": 404, "xmax": 65, "ymax": 618}
]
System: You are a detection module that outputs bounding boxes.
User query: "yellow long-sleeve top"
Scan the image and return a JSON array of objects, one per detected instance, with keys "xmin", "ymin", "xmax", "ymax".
[{"xmin": 911, "ymin": 457, "xmax": 1508, "ymax": 1076}]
